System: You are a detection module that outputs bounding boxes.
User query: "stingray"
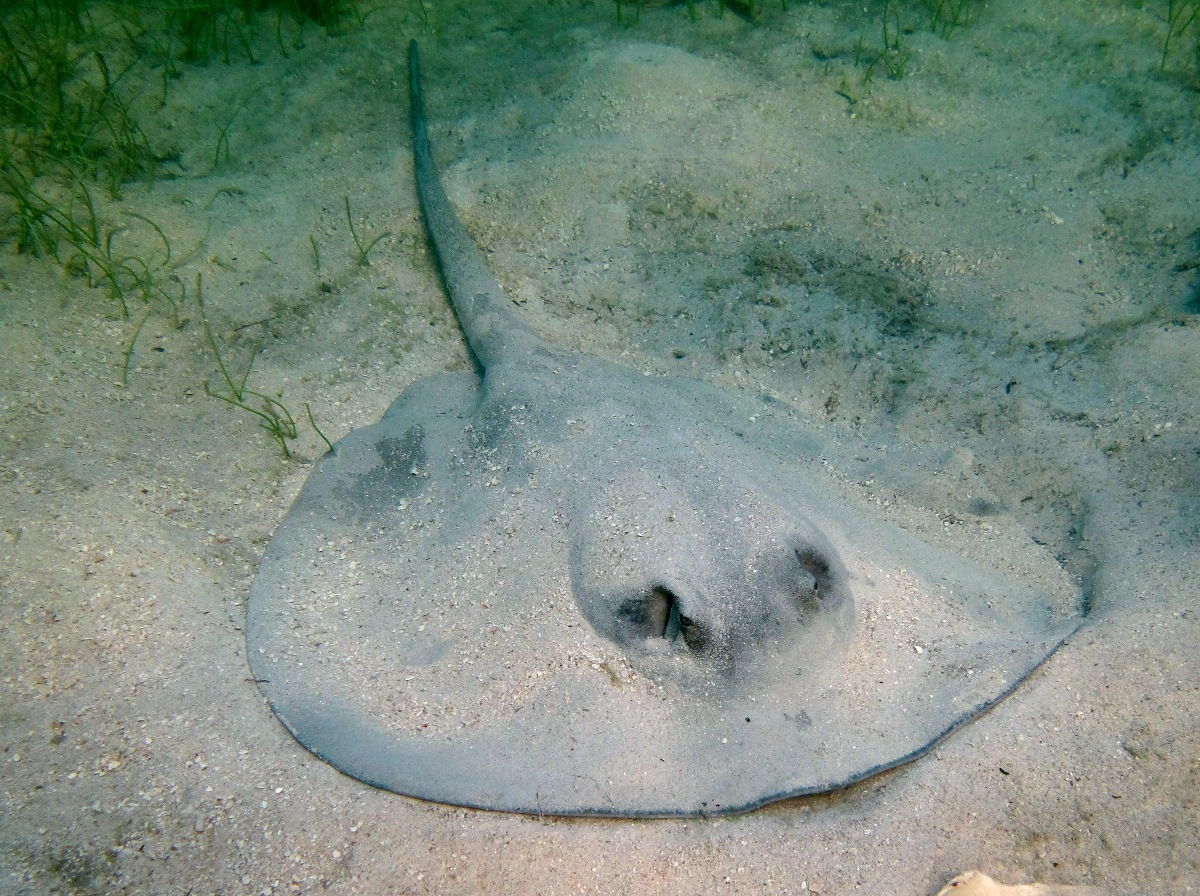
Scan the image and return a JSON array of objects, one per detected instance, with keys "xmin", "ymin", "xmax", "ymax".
[{"xmin": 245, "ymin": 42, "xmax": 1082, "ymax": 817}]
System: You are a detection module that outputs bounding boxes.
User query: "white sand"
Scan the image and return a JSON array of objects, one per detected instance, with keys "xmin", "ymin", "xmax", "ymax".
[{"xmin": 1, "ymin": 1, "xmax": 1197, "ymax": 893}]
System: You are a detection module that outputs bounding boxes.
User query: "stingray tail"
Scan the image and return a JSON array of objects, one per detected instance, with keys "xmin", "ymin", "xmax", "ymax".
[{"xmin": 408, "ymin": 41, "xmax": 540, "ymax": 369}]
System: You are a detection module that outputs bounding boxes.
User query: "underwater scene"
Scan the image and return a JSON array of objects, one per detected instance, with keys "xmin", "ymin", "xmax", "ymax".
[{"xmin": 1, "ymin": 1, "xmax": 1197, "ymax": 893}]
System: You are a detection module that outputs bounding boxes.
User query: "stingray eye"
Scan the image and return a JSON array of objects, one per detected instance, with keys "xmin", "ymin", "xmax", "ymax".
[
  {"xmin": 615, "ymin": 587, "xmax": 710, "ymax": 653},
  {"xmin": 794, "ymin": 568, "xmax": 819, "ymax": 604},
  {"xmin": 618, "ymin": 586, "xmax": 676, "ymax": 639},
  {"xmin": 677, "ymin": 612, "xmax": 711, "ymax": 652},
  {"xmin": 791, "ymin": 546, "xmax": 841, "ymax": 610}
]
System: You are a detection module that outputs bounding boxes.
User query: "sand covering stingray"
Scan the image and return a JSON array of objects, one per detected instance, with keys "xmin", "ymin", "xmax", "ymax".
[{"xmin": 245, "ymin": 43, "xmax": 1082, "ymax": 817}]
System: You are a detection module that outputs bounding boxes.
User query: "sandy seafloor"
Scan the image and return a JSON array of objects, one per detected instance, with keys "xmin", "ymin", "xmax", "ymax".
[{"xmin": 2, "ymin": 0, "xmax": 1198, "ymax": 893}]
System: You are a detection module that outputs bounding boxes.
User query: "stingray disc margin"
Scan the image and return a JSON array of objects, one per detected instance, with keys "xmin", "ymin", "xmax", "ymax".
[{"xmin": 246, "ymin": 370, "xmax": 1081, "ymax": 817}]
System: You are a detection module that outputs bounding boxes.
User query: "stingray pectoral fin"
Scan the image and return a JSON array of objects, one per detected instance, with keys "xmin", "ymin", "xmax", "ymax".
[
  {"xmin": 379, "ymin": 369, "xmax": 481, "ymax": 424},
  {"xmin": 263, "ymin": 690, "xmax": 511, "ymax": 810}
]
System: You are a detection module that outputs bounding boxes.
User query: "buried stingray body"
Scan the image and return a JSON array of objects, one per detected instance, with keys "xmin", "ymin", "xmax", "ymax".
[{"xmin": 246, "ymin": 43, "xmax": 1082, "ymax": 816}]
